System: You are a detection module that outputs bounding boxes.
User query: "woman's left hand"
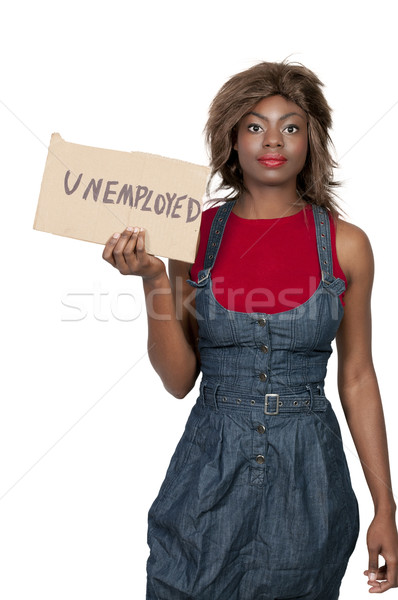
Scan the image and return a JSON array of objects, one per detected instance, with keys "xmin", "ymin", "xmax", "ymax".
[{"xmin": 364, "ymin": 512, "xmax": 398, "ymax": 592}]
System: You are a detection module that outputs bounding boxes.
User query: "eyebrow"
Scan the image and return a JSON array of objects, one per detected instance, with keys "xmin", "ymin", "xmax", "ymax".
[{"xmin": 248, "ymin": 110, "xmax": 306, "ymax": 122}]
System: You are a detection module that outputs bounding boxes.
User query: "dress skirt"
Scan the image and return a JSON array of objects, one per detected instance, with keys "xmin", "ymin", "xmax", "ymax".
[{"xmin": 146, "ymin": 387, "xmax": 360, "ymax": 600}]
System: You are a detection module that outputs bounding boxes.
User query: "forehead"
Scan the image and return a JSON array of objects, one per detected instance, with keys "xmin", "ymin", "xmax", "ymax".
[{"xmin": 245, "ymin": 95, "xmax": 307, "ymax": 121}]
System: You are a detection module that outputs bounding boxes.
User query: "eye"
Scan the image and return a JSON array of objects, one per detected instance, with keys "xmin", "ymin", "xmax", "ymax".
[
  {"xmin": 248, "ymin": 123, "xmax": 263, "ymax": 133},
  {"xmin": 283, "ymin": 124, "xmax": 299, "ymax": 134}
]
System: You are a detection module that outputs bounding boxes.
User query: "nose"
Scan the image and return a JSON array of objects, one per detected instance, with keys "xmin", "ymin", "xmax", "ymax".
[{"xmin": 263, "ymin": 127, "xmax": 283, "ymax": 148}]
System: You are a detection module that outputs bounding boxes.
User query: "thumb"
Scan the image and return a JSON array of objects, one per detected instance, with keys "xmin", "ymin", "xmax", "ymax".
[{"xmin": 368, "ymin": 547, "xmax": 379, "ymax": 581}]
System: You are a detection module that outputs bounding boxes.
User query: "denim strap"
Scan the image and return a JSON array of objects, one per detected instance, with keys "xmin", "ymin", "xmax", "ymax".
[
  {"xmin": 196, "ymin": 200, "xmax": 236, "ymax": 284},
  {"xmin": 312, "ymin": 205, "xmax": 346, "ymax": 295}
]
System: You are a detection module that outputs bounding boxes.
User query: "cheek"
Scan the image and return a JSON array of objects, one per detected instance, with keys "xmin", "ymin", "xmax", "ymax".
[
  {"xmin": 236, "ymin": 133, "xmax": 259, "ymax": 156},
  {"xmin": 295, "ymin": 137, "xmax": 309, "ymax": 165},
  {"xmin": 233, "ymin": 128, "xmax": 245, "ymax": 152}
]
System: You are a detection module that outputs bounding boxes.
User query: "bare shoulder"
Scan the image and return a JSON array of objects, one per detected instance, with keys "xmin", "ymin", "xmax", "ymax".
[
  {"xmin": 335, "ymin": 217, "xmax": 372, "ymax": 252},
  {"xmin": 334, "ymin": 216, "xmax": 374, "ymax": 286}
]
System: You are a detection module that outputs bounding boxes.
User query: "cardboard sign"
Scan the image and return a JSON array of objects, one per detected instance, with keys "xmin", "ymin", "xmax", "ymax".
[{"xmin": 33, "ymin": 133, "xmax": 209, "ymax": 262}]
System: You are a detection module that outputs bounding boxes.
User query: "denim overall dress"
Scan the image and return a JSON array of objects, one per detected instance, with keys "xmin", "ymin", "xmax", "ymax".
[{"xmin": 147, "ymin": 201, "xmax": 360, "ymax": 600}]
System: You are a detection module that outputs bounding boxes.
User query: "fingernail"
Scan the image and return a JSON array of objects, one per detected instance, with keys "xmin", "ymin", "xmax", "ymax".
[
  {"xmin": 133, "ymin": 227, "xmax": 139, "ymax": 233},
  {"xmin": 369, "ymin": 572, "xmax": 376, "ymax": 581},
  {"xmin": 113, "ymin": 233, "xmax": 120, "ymax": 239},
  {"xmin": 126, "ymin": 226, "xmax": 133, "ymax": 232},
  {"xmin": 139, "ymin": 227, "xmax": 144, "ymax": 232}
]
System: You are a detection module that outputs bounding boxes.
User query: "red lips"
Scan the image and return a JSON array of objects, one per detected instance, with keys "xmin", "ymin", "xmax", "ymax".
[{"xmin": 258, "ymin": 153, "xmax": 287, "ymax": 167}]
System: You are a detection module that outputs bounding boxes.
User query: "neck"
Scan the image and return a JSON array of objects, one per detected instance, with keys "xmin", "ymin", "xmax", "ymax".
[{"xmin": 233, "ymin": 186, "xmax": 305, "ymax": 220}]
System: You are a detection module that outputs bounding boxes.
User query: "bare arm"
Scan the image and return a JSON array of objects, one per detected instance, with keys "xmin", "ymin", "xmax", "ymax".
[
  {"xmin": 335, "ymin": 218, "xmax": 398, "ymax": 592},
  {"xmin": 102, "ymin": 226, "xmax": 200, "ymax": 398}
]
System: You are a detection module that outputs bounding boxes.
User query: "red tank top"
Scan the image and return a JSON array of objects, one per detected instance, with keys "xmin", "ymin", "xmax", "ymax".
[{"xmin": 189, "ymin": 203, "xmax": 346, "ymax": 314}]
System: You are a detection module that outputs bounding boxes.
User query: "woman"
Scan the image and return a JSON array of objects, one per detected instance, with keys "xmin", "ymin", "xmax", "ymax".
[{"xmin": 103, "ymin": 61, "xmax": 398, "ymax": 598}]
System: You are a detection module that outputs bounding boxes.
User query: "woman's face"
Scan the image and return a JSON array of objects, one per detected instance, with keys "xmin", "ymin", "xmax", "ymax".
[{"xmin": 234, "ymin": 95, "xmax": 308, "ymax": 190}]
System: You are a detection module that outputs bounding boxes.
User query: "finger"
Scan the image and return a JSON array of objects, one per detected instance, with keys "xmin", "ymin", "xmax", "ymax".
[
  {"xmin": 368, "ymin": 546, "xmax": 379, "ymax": 583},
  {"xmin": 136, "ymin": 227, "xmax": 146, "ymax": 254},
  {"xmin": 112, "ymin": 228, "xmax": 135, "ymax": 272},
  {"xmin": 365, "ymin": 563, "xmax": 393, "ymax": 593},
  {"xmin": 364, "ymin": 565, "xmax": 387, "ymax": 579},
  {"xmin": 376, "ymin": 560, "xmax": 398, "ymax": 591},
  {"xmin": 134, "ymin": 228, "xmax": 152, "ymax": 268},
  {"xmin": 123, "ymin": 227, "xmax": 140, "ymax": 263},
  {"xmin": 368, "ymin": 579, "xmax": 393, "ymax": 593},
  {"xmin": 102, "ymin": 232, "xmax": 121, "ymax": 267},
  {"xmin": 122, "ymin": 226, "xmax": 149, "ymax": 273}
]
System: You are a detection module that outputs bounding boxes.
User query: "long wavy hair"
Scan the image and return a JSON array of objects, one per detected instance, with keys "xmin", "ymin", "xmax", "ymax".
[{"xmin": 205, "ymin": 60, "xmax": 341, "ymax": 215}]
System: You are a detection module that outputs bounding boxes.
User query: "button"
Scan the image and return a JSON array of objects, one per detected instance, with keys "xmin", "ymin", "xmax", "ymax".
[
  {"xmin": 260, "ymin": 344, "xmax": 268, "ymax": 353},
  {"xmin": 257, "ymin": 318, "xmax": 266, "ymax": 327},
  {"xmin": 256, "ymin": 455, "xmax": 265, "ymax": 464},
  {"xmin": 259, "ymin": 373, "xmax": 267, "ymax": 382},
  {"xmin": 256, "ymin": 424, "xmax": 266, "ymax": 434}
]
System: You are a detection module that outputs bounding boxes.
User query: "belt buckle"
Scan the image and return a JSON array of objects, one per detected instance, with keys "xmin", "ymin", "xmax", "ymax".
[{"xmin": 264, "ymin": 393, "xmax": 279, "ymax": 415}]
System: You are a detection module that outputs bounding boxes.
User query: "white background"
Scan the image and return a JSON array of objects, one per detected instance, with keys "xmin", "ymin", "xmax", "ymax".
[{"xmin": 1, "ymin": 1, "xmax": 397, "ymax": 598}]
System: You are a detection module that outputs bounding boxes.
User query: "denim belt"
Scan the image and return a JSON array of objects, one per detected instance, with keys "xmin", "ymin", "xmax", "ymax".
[{"xmin": 201, "ymin": 383, "xmax": 328, "ymax": 415}]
